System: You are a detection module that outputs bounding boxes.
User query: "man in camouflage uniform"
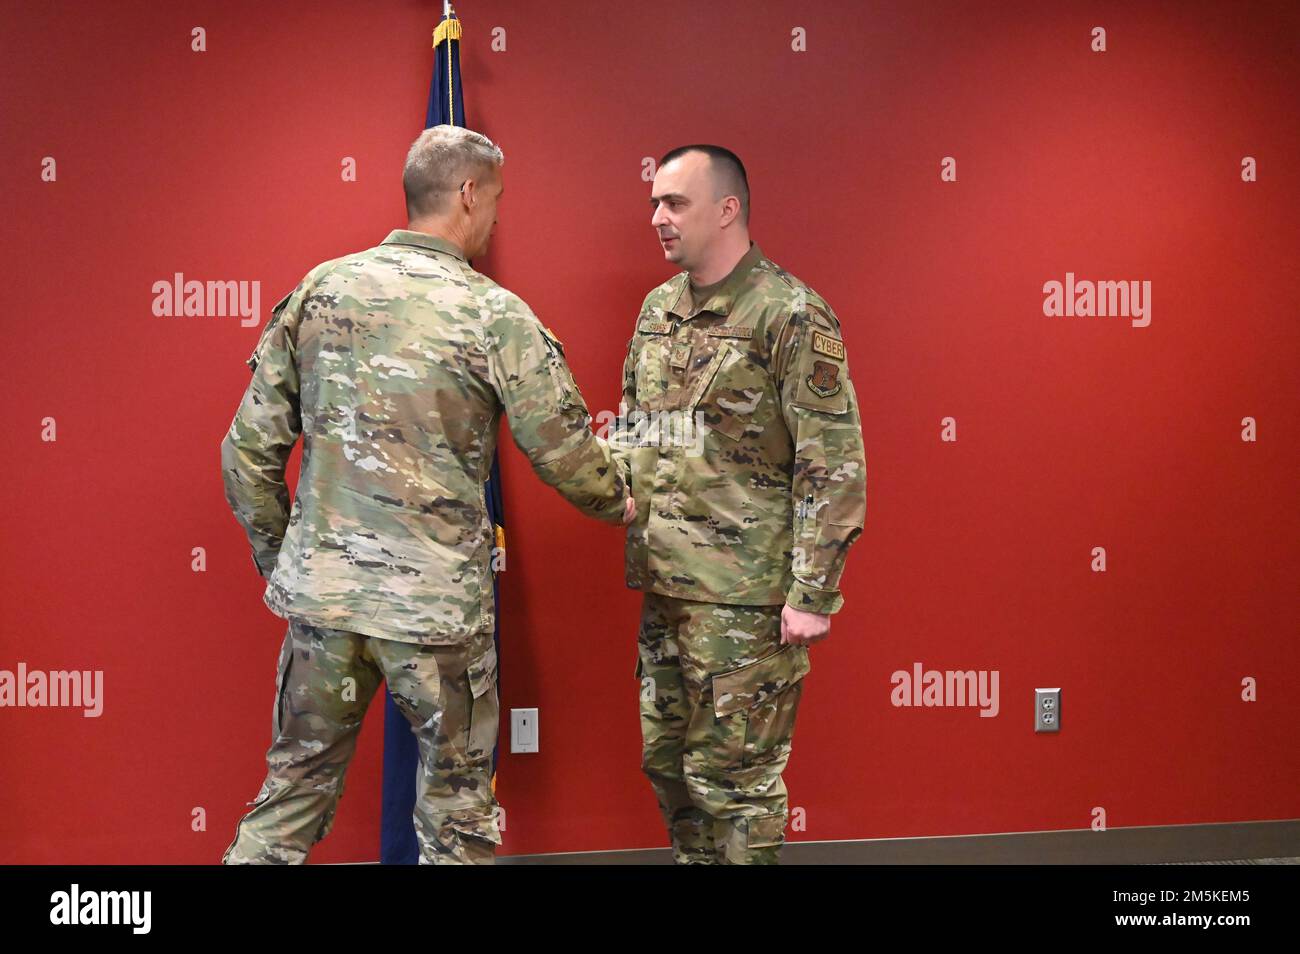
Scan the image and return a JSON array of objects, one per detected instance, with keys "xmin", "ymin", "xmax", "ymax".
[
  {"xmin": 612, "ymin": 145, "xmax": 867, "ymax": 864},
  {"xmin": 220, "ymin": 125, "xmax": 630, "ymax": 864}
]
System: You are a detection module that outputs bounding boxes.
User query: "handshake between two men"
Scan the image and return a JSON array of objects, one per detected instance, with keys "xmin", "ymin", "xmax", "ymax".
[{"xmin": 219, "ymin": 127, "xmax": 865, "ymax": 866}]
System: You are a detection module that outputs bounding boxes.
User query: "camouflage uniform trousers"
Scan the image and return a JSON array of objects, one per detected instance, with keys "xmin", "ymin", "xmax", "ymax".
[
  {"xmin": 223, "ymin": 616, "xmax": 501, "ymax": 865},
  {"xmin": 636, "ymin": 593, "xmax": 811, "ymax": 865}
]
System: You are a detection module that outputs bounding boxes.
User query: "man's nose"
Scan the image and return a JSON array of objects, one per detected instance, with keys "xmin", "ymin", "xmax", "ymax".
[{"xmin": 650, "ymin": 203, "xmax": 667, "ymax": 227}]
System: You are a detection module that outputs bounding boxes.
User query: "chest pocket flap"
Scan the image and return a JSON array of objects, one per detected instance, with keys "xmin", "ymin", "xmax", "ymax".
[{"xmin": 689, "ymin": 342, "xmax": 768, "ymax": 442}]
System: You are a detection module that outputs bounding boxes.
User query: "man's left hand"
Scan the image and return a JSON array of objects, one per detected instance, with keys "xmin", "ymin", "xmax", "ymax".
[{"xmin": 780, "ymin": 604, "xmax": 830, "ymax": 647}]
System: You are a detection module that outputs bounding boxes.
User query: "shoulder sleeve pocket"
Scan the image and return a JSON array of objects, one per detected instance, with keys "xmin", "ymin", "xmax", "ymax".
[
  {"xmin": 785, "ymin": 319, "xmax": 851, "ymax": 414},
  {"xmin": 538, "ymin": 326, "xmax": 587, "ymax": 412},
  {"xmin": 246, "ymin": 290, "xmax": 297, "ymax": 372}
]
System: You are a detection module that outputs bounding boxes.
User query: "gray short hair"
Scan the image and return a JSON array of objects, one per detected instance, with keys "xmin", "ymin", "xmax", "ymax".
[{"xmin": 403, "ymin": 125, "xmax": 505, "ymax": 218}]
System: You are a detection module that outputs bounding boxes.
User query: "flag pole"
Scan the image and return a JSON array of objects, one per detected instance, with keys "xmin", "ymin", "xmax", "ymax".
[{"xmin": 385, "ymin": 0, "xmax": 491, "ymax": 866}]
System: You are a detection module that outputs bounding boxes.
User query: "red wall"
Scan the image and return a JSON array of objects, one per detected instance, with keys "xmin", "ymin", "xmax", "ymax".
[{"xmin": 2, "ymin": 0, "xmax": 1296, "ymax": 863}]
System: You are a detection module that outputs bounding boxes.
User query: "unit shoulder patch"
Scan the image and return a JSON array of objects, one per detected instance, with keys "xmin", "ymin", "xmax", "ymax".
[{"xmin": 806, "ymin": 359, "xmax": 842, "ymax": 398}]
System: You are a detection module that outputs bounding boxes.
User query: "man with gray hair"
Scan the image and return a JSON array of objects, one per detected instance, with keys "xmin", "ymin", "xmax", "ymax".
[{"xmin": 220, "ymin": 124, "xmax": 633, "ymax": 864}]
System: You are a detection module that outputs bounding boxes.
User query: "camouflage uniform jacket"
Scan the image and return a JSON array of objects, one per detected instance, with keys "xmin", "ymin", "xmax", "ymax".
[
  {"xmin": 612, "ymin": 243, "xmax": 866, "ymax": 614},
  {"xmin": 221, "ymin": 230, "xmax": 626, "ymax": 645}
]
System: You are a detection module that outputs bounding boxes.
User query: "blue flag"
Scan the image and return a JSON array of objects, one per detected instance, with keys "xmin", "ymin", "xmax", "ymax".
[{"xmin": 380, "ymin": 5, "xmax": 504, "ymax": 865}]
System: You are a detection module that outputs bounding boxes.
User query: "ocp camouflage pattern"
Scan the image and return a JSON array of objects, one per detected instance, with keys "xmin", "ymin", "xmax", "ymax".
[
  {"xmin": 221, "ymin": 230, "xmax": 626, "ymax": 644},
  {"xmin": 612, "ymin": 243, "xmax": 867, "ymax": 614}
]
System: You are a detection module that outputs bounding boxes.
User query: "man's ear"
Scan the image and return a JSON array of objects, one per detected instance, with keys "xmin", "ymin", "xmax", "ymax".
[
  {"xmin": 719, "ymin": 195, "xmax": 741, "ymax": 228},
  {"xmin": 461, "ymin": 176, "xmax": 477, "ymax": 210}
]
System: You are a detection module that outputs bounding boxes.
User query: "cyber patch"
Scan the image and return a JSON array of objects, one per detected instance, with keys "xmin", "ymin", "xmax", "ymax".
[
  {"xmin": 806, "ymin": 360, "xmax": 842, "ymax": 398},
  {"xmin": 811, "ymin": 331, "xmax": 845, "ymax": 361}
]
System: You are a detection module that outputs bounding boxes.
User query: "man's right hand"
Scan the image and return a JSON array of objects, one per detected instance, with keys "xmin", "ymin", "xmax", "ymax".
[{"xmin": 622, "ymin": 497, "xmax": 637, "ymax": 525}]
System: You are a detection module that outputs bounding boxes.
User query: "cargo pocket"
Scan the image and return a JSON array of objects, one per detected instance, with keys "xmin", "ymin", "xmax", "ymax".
[
  {"xmin": 271, "ymin": 629, "xmax": 295, "ymax": 741},
  {"xmin": 746, "ymin": 810, "xmax": 787, "ymax": 850},
  {"xmin": 245, "ymin": 778, "xmax": 277, "ymax": 810},
  {"xmin": 315, "ymin": 781, "xmax": 345, "ymax": 844},
  {"xmin": 712, "ymin": 645, "xmax": 811, "ymax": 767},
  {"xmin": 447, "ymin": 807, "xmax": 504, "ymax": 848},
  {"xmin": 712, "ymin": 645, "xmax": 811, "ymax": 718},
  {"xmin": 466, "ymin": 643, "xmax": 499, "ymax": 764},
  {"xmin": 635, "ymin": 651, "xmax": 659, "ymax": 707}
]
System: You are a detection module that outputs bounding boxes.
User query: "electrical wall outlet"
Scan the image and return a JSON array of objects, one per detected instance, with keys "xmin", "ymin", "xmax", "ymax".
[
  {"xmin": 510, "ymin": 707, "xmax": 539, "ymax": 753},
  {"xmin": 1035, "ymin": 688, "xmax": 1061, "ymax": 733}
]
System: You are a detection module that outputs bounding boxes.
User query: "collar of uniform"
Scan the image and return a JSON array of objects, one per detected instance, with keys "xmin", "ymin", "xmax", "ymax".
[
  {"xmin": 381, "ymin": 229, "xmax": 467, "ymax": 262},
  {"xmin": 668, "ymin": 242, "xmax": 764, "ymax": 320}
]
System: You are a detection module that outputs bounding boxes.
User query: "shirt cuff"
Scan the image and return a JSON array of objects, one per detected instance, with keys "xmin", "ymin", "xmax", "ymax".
[
  {"xmin": 253, "ymin": 545, "xmax": 281, "ymax": 579},
  {"xmin": 786, "ymin": 579, "xmax": 843, "ymax": 615}
]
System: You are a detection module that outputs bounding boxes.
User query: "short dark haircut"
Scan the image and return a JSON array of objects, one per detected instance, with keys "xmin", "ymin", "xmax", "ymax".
[{"xmin": 659, "ymin": 144, "xmax": 750, "ymax": 223}]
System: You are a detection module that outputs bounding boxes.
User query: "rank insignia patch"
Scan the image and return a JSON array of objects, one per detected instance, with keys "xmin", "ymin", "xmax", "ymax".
[
  {"xmin": 811, "ymin": 331, "xmax": 845, "ymax": 361},
  {"xmin": 806, "ymin": 360, "xmax": 842, "ymax": 398}
]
